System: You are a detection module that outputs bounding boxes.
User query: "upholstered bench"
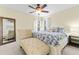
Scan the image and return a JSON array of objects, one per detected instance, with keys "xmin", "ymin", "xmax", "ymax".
[{"xmin": 20, "ymin": 38, "xmax": 49, "ymax": 55}]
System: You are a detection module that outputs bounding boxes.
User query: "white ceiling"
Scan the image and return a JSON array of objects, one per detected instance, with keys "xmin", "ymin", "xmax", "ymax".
[{"xmin": 0, "ymin": 4, "xmax": 78, "ymax": 17}]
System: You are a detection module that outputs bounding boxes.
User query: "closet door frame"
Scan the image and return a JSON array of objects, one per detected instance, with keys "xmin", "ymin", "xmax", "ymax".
[
  {"xmin": 0, "ymin": 16, "xmax": 16, "ymax": 45},
  {"xmin": 0, "ymin": 17, "xmax": 3, "ymax": 45}
]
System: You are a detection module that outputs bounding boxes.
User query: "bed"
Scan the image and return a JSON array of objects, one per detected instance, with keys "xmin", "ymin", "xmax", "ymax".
[
  {"xmin": 32, "ymin": 30, "xmax": 69, "ymax": 54},
  {"xmin": 18, "ymin": 28, "xmax": 69, "ymax": 55}
]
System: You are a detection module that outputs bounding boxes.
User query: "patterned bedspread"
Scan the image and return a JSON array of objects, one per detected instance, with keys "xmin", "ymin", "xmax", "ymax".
[{"xmin": 32, "ymin": 31, "xmax": 68, "ymax": 46}]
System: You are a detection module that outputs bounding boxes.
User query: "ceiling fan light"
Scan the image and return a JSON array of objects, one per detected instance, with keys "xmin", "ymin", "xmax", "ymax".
[{"xmin": 35, "ymin": 10, "xmax": 41, "ymax": 13}]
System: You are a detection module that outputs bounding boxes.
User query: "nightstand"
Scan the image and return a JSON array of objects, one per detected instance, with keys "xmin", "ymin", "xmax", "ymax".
[{"xmin": 69, "ymin": 35, "xmax": 79, "ymax": 44}]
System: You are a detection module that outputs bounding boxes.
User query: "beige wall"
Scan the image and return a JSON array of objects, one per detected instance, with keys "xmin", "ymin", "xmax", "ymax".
[
  {"xmin": 49, "ymin": 5, "xmax": 79, "ymax": 33},
  {"xmin": 0, "ymin": 6, "xmax": 34, "ymax": 44},
  {"xmin": 0, "ymin": 6, "xmax": 35, "ymax": 30}
]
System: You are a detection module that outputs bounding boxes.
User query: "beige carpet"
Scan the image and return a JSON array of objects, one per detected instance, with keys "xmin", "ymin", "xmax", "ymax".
[
  {"xmin": 63, "ymin": 45, "xmax": 79, "ymax": 55},
  {"xmin": 0, "ymin": 42, "xmax": 79, "ymax": 55},
  {"xmin": 0, "ymin": 42, "xmax": 25, "ymax": 55}
]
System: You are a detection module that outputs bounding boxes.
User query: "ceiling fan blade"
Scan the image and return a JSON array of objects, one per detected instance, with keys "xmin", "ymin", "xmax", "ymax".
[
  {"xmin": 42, "ymin": 10, "xmax": 49, "ymax": 13},
  {"xmin": 28, "ymin": 5, "xmax": 35, "ymax": 9},
  {"xmin": 41, "ymin": 4, "xmax": 47, "ymax": 9},
  {"xmin": 29, "ymin": 11, "xmax": 35, "ymax": 13}
]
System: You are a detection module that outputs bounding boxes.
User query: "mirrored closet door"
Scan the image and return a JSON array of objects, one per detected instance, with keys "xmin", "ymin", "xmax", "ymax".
[{"xmin": 0, "ymin": 17, "xmax": 16, "ymax": 45}]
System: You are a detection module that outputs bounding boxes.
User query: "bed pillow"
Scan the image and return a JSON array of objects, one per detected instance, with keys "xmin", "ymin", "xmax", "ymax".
[
  {"xmin": 51, "ymin": 27, "xmax": 64, "ymax": 33},
  {"xmin": 57, "ymin": 27, "xmax": 64, "ymax": 33}
]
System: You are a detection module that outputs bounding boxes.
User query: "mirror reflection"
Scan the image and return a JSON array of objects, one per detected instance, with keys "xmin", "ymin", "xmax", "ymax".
[{"xmin": 3, "ymin": 19, "xmax": 15, "ymax": 43}]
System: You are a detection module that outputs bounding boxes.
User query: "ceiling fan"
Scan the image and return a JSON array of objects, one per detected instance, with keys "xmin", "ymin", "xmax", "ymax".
[{"xmin": 28, "ymin": 4, "xmax": 49, "ymax": 14}]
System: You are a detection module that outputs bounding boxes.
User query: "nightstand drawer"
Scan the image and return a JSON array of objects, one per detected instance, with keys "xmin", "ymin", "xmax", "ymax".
[
  {"xmin": 69, "ymin": 35, "xmax": 79, "ymax": 44},
  {"xmin": 71, "ymin": 37, "xmax": 79, "ymax": 40},
  {"xmin": 71, "ymin": 40, "xmax": 79, "ymax": 44}
]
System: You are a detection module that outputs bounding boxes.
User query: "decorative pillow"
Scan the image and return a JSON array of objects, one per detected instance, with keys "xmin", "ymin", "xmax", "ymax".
[
  {"xmin": 52, "ymin": 27, "xmax": 58, "ymax": 32},
  {"xmin": 57, "ymin": 27, "xmax": 64, "ymax": 33},
  {"xmin": 51, "ymin": 27, "xmax": 64, "ymax": 33},
  {"xmin": 48, "ymin": 28, "xmax": 58, "ymax": 32}
]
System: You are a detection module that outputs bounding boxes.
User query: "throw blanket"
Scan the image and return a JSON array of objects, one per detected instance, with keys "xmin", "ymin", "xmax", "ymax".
[{"xmin": 32, "ymin": 31, "xmax": 68, "ymax": 46}]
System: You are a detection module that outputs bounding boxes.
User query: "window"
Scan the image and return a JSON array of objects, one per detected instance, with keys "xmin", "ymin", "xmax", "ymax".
[{"xmin": 34, "ymin": 17, "xmax": 48, "ymax": 32}]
